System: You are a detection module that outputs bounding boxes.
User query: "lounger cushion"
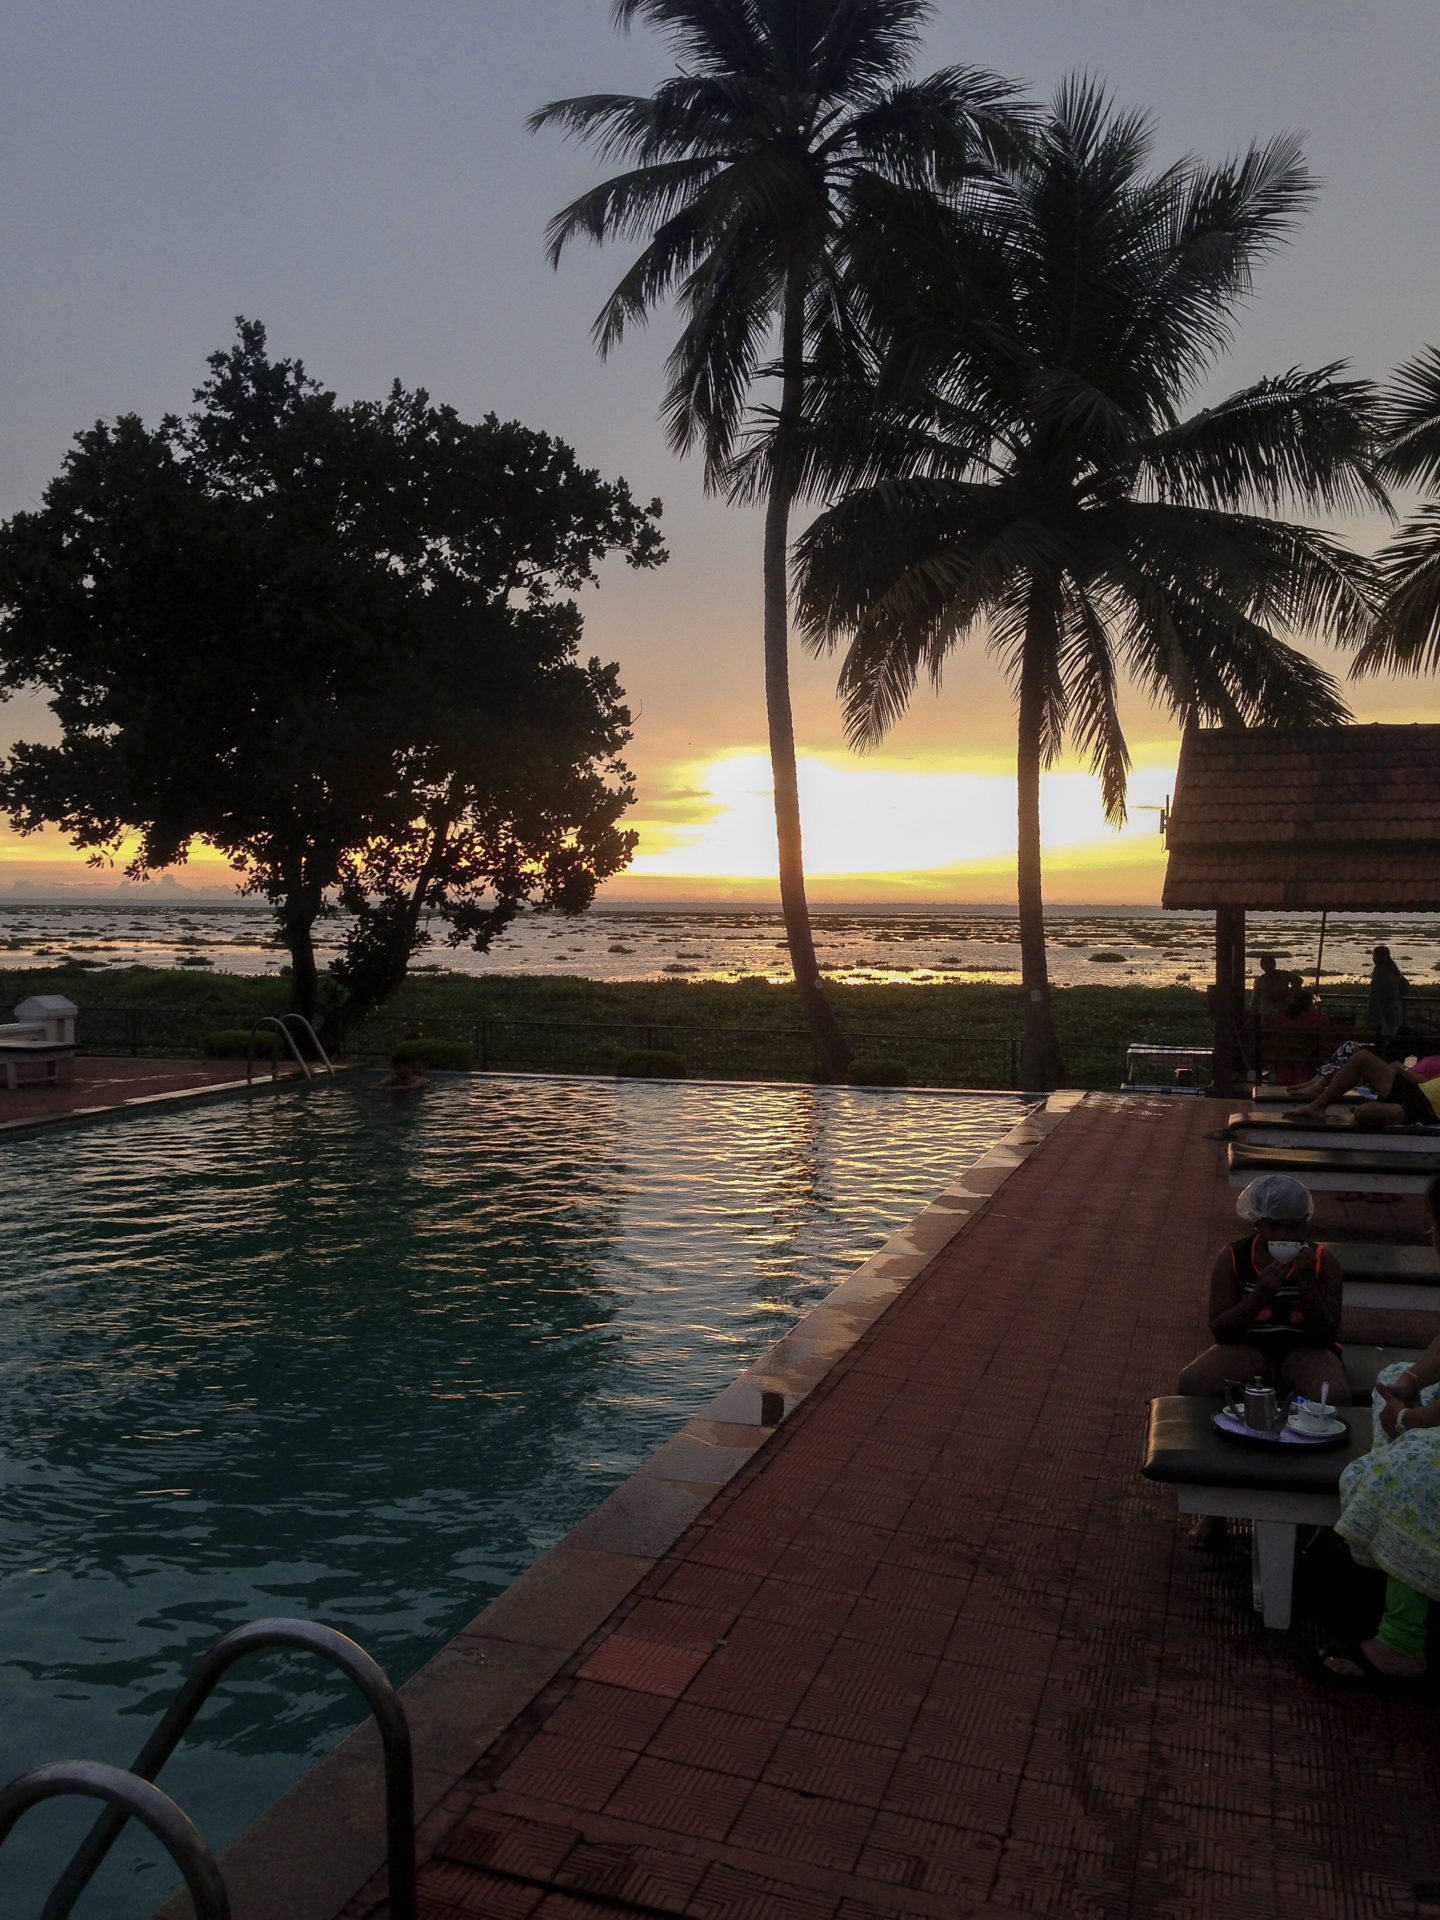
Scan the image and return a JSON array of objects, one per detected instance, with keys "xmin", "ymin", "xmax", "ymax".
[
  {"xmin": 1142, "ymin": 1397, "xmax": 1371, "ymax": 1491},
  {"xmin": 1229, "ymin": 1142, "xmax": 1440, "ymax": 1177}
]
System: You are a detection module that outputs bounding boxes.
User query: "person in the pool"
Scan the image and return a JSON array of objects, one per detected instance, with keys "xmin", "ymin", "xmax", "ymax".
[{"xmin": 379, "ymin": 1056, "xmax": 426, "ymax": 1093}]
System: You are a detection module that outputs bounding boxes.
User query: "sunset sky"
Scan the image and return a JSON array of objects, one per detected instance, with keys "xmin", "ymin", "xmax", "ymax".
[{"xmin": 3, "ymin": 0, "xmax": 1438, "ymax": 905}]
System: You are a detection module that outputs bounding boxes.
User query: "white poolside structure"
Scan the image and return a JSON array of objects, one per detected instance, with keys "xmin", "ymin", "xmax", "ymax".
[{"xmin": 0, "ymin": 994, "xmax": 78, "ymax": 1089}]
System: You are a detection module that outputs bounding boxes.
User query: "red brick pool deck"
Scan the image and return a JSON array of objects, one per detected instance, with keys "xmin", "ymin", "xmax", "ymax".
[
  {"xmin": 314, "ymin": 1094, "xmax": 1440, "ymax": 1920},
  {"xmin": 0, "ymin": 1054, "xmax": 303, "ymax": 1129}
]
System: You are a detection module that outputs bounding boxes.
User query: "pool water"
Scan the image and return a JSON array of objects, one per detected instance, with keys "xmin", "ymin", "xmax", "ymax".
[{"xmin": 0, "ymin": 1075, "xmax": 1023, "ymax": 1915}]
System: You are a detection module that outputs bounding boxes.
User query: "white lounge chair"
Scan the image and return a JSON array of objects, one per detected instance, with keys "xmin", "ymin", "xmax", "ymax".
[{"xmin": 0, "ymin": 994, "xmax": 78, "ymax": 1090}]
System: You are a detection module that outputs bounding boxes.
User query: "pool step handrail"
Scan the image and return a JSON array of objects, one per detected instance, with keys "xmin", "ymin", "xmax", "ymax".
[
  {"xmin": 247, "ymin": 1013, "xmax": 336, "ymax": 1084},
  {"xmin": 41, "ymin": 1618, "xmax": 415, "ymax": 1920},
  {"xmin": 1, "ymin": 1760, "xmax": 229, "ymax": 1920}
]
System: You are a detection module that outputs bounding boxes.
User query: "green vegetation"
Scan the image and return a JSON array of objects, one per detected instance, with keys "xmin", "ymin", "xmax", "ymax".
[
  {"xmin": 4, "ymin": 958, "xmax": 1217, "ymax": 1091},
  {"xmin": 612, "ymin": 1047, "xmax": 688, "ymax": 1080},
  {"xmin": 392, "ymin": 1037, "xmax": 474, "ymax": 1071},
  {"xmin": 204, "ymin": 1028, "xmax": 278, "ymax": 1059},
  {"xmin": 0, "ymin": 322, "xmax": 662, "ymax": 1031},
  {"xmin": 847, "ymin": 1057, "xmax": 911, "ymax": 1087},
  {"xmin": 790, "ymin": 81, "xmax": 1383, "ymax": 1090},
  {"xmin": 532, "ymin": 3, "xmax": 1028, "ymax": 1082}
]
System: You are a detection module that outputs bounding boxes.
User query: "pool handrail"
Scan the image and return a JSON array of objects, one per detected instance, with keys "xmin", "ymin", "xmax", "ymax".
[
  {"xmin": 2, "ymin": 1760, "xmax": 229, "ymax": 1920},
  {"xmin": 247, "ymin": 1014, "xmax": 336, "ymax": 1084},
  {"xmin": 41, "ymin": 1618, "xmax": 414, "ymax": 1920}
]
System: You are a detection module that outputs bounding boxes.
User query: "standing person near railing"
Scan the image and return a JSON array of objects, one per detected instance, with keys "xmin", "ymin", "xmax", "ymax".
[{"xmin": 1367, "ymin": 944, "xmax": 1409, "ymax": 1049}]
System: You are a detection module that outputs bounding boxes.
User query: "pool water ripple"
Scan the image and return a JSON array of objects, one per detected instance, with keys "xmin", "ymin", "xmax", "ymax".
[{"xmin": 0, "ymin": 1075, "xmax": 1021, "ymax": 1915}]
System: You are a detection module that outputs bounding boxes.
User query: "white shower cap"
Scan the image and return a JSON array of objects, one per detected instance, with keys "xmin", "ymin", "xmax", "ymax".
[{"xmin": 1236, "ymin": 1174, "xmax": 1314, "ymax": 1225}]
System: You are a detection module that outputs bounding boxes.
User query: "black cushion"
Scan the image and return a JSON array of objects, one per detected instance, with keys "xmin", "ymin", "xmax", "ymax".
[
  {"xmin": 1229, "ymin": 1142, "xmax": 1440, "ymax": 1176},
  {"xmin": 1142, "ymin": 1397, "xmax": 1371, "ymax": 1491}
]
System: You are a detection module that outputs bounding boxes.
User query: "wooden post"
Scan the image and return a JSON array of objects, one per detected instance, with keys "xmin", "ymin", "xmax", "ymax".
[{"xmin": 1211, "ymin": 907, "xmax": 1246, "ymax": 1098}]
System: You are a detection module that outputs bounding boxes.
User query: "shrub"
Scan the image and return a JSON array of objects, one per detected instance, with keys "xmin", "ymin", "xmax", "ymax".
[
  {"xmin": 847, "ymin": 1056, "xmax": 910, "ymax": 1087},
  {"xmin": 613, "ymin": 1047, "xmax": 688, "ymax": 1079},
  {"xmin": 392, "ymin": 1037, "xmax": 473, "ymax": 1070},
  {"xmin": 205, "ymin": 1028, "xmax": 278, "ymax": 1058}
]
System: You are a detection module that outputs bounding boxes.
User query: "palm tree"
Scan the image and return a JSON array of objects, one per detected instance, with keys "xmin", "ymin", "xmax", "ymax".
[
  {"xmin": 530, "ymin": 0, "xmax": 1029, "ymax": 1080},
  {"xmin": 1352, "ymin": 346, "xmax": 1440, "ymax": 674},
  {"xmin": 786, "ymin": 82, "xmax": 1385, "ymax": 1087}
]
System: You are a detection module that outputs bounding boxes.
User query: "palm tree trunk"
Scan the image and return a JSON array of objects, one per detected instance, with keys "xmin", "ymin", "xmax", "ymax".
[
  {"xmin": 1016, "ymin": 594, "xmax": 1066, "ymax": 1090},
  {"xmin": 766, "ymin": 273, "xmax": 852, "ymax": 1082}
]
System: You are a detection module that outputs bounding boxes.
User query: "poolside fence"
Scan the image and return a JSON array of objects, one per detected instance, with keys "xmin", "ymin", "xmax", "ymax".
[
  {"xmin": 71, "ymin": 991, "xmax": 1440, "ymax": 1093},
  {"xmin": 75, "ymin": 1003, "xmax": 1028, "ymax": 1089}
]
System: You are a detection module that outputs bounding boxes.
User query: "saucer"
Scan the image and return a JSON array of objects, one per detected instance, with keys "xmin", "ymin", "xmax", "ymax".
[{"xmin": 1286, "ymin": 1414, "xmax": 1345, "ymax": 1438}]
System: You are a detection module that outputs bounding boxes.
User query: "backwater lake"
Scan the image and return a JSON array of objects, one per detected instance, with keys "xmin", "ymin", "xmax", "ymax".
[{"xmin": 3, "ymin": 901, "xmax": 1439, "ymax": 990}]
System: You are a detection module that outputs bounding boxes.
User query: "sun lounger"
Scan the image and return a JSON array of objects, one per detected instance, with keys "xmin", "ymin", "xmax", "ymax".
[
  {"xmin": 1143, "ymin": 1398, "xmax": 1373, "ymax": 1628},
  {"xmin": 1226, "ymin": 1140, "xmax": 1439, "ymax": 1193},
  {"xmin": 1225, "ymin": 1110, "xmax": 1440, "ymax": 1151},
  {"xmin": 0, "ymin": 995, "xmax": 77, "ymax": 1089}
]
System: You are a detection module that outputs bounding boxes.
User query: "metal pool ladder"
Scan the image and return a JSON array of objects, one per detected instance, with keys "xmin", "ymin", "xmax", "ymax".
[
  {"xmin": 247, "ymin": 1013, "xmax": 337, "ymax": 1084},
  {"xmin": 9, "ymin": 1618, "xmax": 416, "ymax": 1920}
]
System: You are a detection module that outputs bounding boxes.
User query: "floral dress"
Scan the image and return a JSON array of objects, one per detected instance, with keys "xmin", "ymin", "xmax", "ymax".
[{"xmin": 1336, "ymin": 1361, "xmax": 1440, "ymax": 1600}]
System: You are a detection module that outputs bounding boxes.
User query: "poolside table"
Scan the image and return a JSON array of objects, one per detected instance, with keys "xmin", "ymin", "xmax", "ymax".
[{"xmin": 1142, "ymin": 1397, "xmax": 1372, "ymax": 1629}]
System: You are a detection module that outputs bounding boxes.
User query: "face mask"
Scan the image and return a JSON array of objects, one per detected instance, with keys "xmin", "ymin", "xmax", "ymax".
[{"xmin": 1267, "ymin": 1238, "xmax": 1305, "ymax": 1264}]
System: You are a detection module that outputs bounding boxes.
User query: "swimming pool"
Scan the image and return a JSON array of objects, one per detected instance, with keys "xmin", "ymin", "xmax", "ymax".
[{"xmin": 0, "ymin": 1075, "xmax": 1024, "ymax": 1914}]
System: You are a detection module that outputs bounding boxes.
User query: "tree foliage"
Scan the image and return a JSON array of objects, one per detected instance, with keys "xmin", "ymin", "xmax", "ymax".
[
  {"xmin": 784, "ymin": 82, "xmax": 1385, "ymax": 1085},
  {"xmin": 0, "ymin": 321, "xmax": 665, "ymax": 1024},
  {"xmin": 1353, "ymin": 345, "xmax": 1440, "ymax": 676},
  {"xmin": 532, "ymin": 0, "xmax": 1031, "ymax": 1081}
]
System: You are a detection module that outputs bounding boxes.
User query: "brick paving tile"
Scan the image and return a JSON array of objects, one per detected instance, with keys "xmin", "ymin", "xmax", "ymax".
[
  {"xmin": 540, "ymin": 1681, "xmax": 675, "ymax": 1753},
  {"xmin": 690, "ymin": 1860, "xmax": 840, "ymax": 1920},
  {"xmin": 575, "ymin": 1637, "xmax": 711, "ymax": 1698},
  {"xmin": 760, "ymin": 1725, "xmax": 900, "ymax": 1807},
  {"xmin": 436, "ymin": 1806, "xmax": 578, "ymax": 1881},
  {"xmin": 743, "ymin": 1574, "xmax": 858, "ymax": 1635},
  {"xmin": 605, "ymin": 1754, "xmax": 755, "ymax": 1842},
  {"xmin": 726, "ymin": 1781, "xmax": 874, "ymax": 1872},
  {"xmin": 646, "ymin": 1700, "xmax": 784, "ymax": 1778},
  {"xmin": 493, "ymin": 1733, "xmax": 637, "ymax": 1812},
  {"xmin": 332, "ymin": 1098, "xmax": 1440, "ymax": 1920}
]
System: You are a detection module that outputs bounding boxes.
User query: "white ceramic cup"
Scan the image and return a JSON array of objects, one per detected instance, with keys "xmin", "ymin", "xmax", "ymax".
[{"xmin": 1292, "ymin": 1400, "xmax": 1338, "ymax": 1433}]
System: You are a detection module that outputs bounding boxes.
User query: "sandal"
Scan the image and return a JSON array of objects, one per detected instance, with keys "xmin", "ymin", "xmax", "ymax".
[{"xmin": 1299, "ymin": 1642, "xmax": 1421, "ymax": 1691}]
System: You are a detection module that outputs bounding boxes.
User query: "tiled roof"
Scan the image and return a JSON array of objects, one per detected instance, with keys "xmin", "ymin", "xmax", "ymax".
[{"xmin": 1163, "ymin": 724, "xmax": 1440, "ymax": 909}]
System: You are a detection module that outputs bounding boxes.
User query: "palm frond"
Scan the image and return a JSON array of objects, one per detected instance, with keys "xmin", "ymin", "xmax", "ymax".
[
  {"xmin": 1379, "ymin": 345, "xmax": 1440, "ymax": 491},
  {"xmin": 611, "ymin": 0, "xmax": 766, "ymax": 75},
  {"xmin": 586, "ymin": 192, "xmax": 727, "ymax": 355},
  {"xmin": 662, "ymin": 219, "xmax": 782, "ymax": 467},
  {"xmin": 541, "ymin": 156, "xmax": 726, "ymax": 271},
  {"xmin": 804, "ymin": 0, "xmax": 932, "ymax": 96},
  {"xmin": 1061, "ymin": 585, "xmax": 1131, "ymax": 820},
  {"xmin": 1112, "ymin": 499, "xmax": 1380, "ymax": 648},
  {"xmin": 1132, "ymin": 365, "xmax": 1389, "ymax": 517},
  {"xmin": 837, "ymin": 66, "xmax": 1033, "ymax": 183},
  {"xmin": 1352, "ymin": 503, "xmax": 1440, "ymax": 676}
]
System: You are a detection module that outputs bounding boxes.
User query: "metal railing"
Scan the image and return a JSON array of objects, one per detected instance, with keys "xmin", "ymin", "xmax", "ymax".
[
  {"xmin": 247, "ymin": 1013, "xmax": 336, "ymax": 1085},
  {"xmin": 0, "ymin": 1762, "xmax": 229, "ymax": 1920},
  {"xmin": 40, "ymin": 1618, "xmax": 415, "ymax": 1920}
]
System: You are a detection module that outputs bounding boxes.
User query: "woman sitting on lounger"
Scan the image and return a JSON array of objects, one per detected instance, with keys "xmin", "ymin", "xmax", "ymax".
[
  {"xmin": 1286, "ymin": 1049, "xmax": 1440, "ymax": 1127},
  {"xmin": 1179, "ymin": 1174, "xmax": 1347, "ymax": 1406},
  {"xmin": 1310, "ymin": 1175, "xmax": 1440, "ymax": 1688}
]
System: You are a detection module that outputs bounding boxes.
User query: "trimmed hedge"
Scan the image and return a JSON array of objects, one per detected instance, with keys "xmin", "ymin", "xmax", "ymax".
[
  {"xmin": 392, "ymin": 1037, "xmax": 474, "ymax": 1070},
  {"xmin": 613, "ymin": 1047, "xmax": 688, "ymax": 1079},
  {"xmin": 847, "ymin": 1056, "xmax": 910, "ymax": 1087},
  {"xmin": 204, "ymin": 1028, "xmax": 279, "ymax": 1058}
]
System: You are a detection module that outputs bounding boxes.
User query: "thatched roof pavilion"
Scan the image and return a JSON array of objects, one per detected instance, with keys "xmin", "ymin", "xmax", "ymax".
[{"xmin": 1162, "ymin": 725, "xmax": 1440, "ymax": 1093}]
